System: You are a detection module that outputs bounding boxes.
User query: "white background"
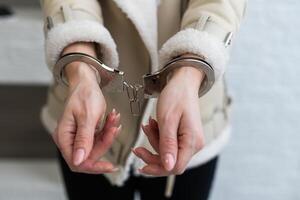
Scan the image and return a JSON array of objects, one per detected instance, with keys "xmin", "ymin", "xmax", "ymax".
[{"xmin": 211, "ymin": 1, "xmax": 300, "ymax": 199}]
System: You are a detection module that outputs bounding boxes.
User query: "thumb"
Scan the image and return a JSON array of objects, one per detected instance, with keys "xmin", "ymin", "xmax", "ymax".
[
  {"xmin": 158, "ymin": 115, "xmax": 180, "ymax": 171},
  {"xmin": 73, "ymin": 115, "xmax": 98, "ymax": 166}
]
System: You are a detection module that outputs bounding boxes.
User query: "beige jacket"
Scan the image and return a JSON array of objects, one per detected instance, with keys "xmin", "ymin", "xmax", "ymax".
[{"xmin": 40, "ymin": 0, "xmax": 246, "ymax": 187}]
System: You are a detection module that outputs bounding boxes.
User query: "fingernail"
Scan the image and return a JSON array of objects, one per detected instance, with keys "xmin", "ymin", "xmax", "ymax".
[
  {"xmin": 117, "ymin": 124, "xmax": 122, "ymax": 133},
  {"xmin": 73, "ymin": 148, "xmax": 85, "ymax": 166},
  {"xmin": 164, "ymin": 153, "xmax": 175, "ymax": 171},
  {"xmin": 116, "ymin": 112, "xmax": 121, "ymax": 120},
  {"xmin": 112, "ymin": 108, "xmax": 116, "ymax": 114}
]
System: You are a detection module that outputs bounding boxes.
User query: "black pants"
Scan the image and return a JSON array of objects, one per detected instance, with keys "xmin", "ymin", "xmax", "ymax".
[{"xmin": 58, "ymin": 153, "xmax": 218, "ymax": 200}]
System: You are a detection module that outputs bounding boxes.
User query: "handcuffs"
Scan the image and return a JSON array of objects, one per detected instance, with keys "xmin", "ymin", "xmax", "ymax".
[{"xmin": 53, "ymin": 52, "xmax": 215, "ymax": 116}]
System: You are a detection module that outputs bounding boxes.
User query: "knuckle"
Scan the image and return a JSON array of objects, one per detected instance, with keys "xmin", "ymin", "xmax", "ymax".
[
  {"xmin": 77, "ymin": 120, "xmax": 95, "ymax": 134},
  {"xmin": 164, "ymin": 125, "xmax": 176, "ymax": 137},
  {"xmin": 77, "ymin": 109, "xmax": 95, "ymax": 123},
  {"xmin": 77, "ymin": 121, "xmax": 90, "ymax": 131},
  {"xmin": 162, "ymin": 135, "xmax": 177, "ymax": 149},
  {"xmin": 77, "ymin": 112, "xmax": 89, "ymax": 125},
  {"xmin": 74, "ymin": 133, "xmax": 91, "ymax": 148},
  {"xmin": 77, "ymin": 115, "xmax": 97, "ymax": 132},
  {"xmin": 182, "ymin": 133, "xmax": 194, "ymax": 149},
  {"xmin": 161, "ymin": 113, "xmax": 176, "ymax": 127}
]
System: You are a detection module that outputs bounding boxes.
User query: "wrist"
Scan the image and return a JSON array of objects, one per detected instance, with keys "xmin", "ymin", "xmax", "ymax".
[
  {"xmin": 61, "ymin": 42, "xmax": 99, "ymax": 88},
  {"xmin": 171, "ymin": 66, "xmax": 205, "ymax": 91},
  {"xmin": 65, "ymin": 62, "xmax": 99, "ymax": 88}
]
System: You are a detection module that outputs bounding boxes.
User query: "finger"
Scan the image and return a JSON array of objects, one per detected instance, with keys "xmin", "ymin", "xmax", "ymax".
[
  {"xmin": 89, "ymin": 125, "xmax": 122, "ymax": 161},
  {"xmin": 139, "ymin": 164, "xmax": 168, "ymax": 176},
  {"xmin": 142, "ymin": 124, "xmax": 159, "ymax": 153},
  {"xmin": 73, "ymin": 113, "xmax": 100, "ymax": 166},
  {"xmin": 132, "ymin": 147, "xmax": 161, "ymax": 165},
  {"xmin": 79, "ymin": 159, "xmax": 118, "ymax": 174},
  {"xmin": 173, "ymin": 132, "xmax": 194, "ymax": 175},
  {"xmin": 149, "ymin": 116, "xmax": 159, "ymax": 131},
  {"xmin": 112, "ymin": 112, "xmax": 121, "ymax": 127},
  {"xmin": 157, "ymin": 113, "xmax": 181, "ymax": 171},
  {"xmin": 95, "ymin": 109, "xmax": 114, "ymax": 135},
  {"xmin": 101, "ymin": 109, "xmax": 120, "ymax": 133},
  {"xmin": 57, "ymin": 115, "xmax": 76, "ymax": 166}
]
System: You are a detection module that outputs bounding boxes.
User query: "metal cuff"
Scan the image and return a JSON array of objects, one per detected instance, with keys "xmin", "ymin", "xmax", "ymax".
[
  {"xmin": 143, "ymin": 56, "xmax": 215, "ymax": 98},
  {"xmin": 53, "ymin": 52, "xmax": 124, "ymax": 91},
  {"xmin": 54, "ymin": 52, "xmax": 215, "ymax": 102}
]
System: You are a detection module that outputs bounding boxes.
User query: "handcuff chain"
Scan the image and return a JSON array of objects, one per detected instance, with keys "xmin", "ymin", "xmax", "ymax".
[
  {"xmin": 122, "ymin": 81, "xmax": 144, "ymax": 116},
  {"xmin": 54, "ymin": 53, "xmax": 215, "ymax": 117}
]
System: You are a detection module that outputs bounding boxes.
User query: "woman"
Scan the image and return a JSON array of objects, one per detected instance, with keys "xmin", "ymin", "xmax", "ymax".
[{"xmin": 40, "ymin": 0, "xmax": 246, "ymax": 199}]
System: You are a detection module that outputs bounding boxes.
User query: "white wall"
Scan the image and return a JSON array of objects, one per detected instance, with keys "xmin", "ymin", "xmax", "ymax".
[
  {"xmin": 0, "ymin": 5, "xmax": 51, "ymax": 85},
  {"xmin": 211, "ymin": 1, "xmax": 300, "ymax": 199}
]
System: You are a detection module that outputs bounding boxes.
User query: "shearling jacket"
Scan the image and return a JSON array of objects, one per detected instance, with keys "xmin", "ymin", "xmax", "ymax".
[{"xmin": 40, "ymin": 0, "xmax": 247, "ymax": 188}]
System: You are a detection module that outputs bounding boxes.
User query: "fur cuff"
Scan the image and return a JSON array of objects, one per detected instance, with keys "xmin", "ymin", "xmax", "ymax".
[
  {"xmin": 45, "ymin": 20, "xmax": 119, "ymax": 71},
  {"xmin": 159, "ymin": 28, "xmax": 228, "ymax": 81}
]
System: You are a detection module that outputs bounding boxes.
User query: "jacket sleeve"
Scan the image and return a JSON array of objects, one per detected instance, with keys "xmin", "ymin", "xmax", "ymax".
[
  {"xmin": 159, "ymin": 0, "xmax": 247, "ymax": 81},
  {"xmin": 40, "ymin": 0, "xmax": 119, "ymax": 72}
]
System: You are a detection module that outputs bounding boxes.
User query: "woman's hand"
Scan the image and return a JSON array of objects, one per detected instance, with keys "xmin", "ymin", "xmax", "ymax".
[
  {"xmin": 133, "ymin": 66, "xmax": 205, "ymax": 175},
  {"xmin": 52, "ymin": 42, "xmax": 121, "ymax": 174}
]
